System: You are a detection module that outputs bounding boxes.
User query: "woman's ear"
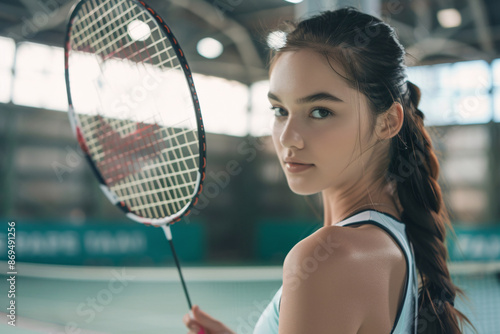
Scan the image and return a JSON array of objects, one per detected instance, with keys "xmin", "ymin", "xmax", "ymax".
[{"xmin": 375, "ymin": 102, "xmax": 404, "ymax": 140}]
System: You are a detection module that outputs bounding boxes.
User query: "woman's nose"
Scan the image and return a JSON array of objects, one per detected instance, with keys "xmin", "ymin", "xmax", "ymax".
[{"xmin": 279, "ymin": 117, "xmax": 304, "ymax": 150}]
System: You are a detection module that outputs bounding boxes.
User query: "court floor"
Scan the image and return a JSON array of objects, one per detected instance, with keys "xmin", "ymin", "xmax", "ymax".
[{"xmin": 0, "ymin": 262, "xmax": 498, "ymax": 333}]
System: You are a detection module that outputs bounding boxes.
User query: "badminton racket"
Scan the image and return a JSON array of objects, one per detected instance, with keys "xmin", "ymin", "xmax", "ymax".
[{"xmin": 64, "ymin": 0, "xmax": 206, "ymax": 331}]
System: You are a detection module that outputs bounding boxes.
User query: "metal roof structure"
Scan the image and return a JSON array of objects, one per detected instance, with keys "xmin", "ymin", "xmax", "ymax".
[{"xmin": 1, "ymin": 0, "xmax": 499, "ymax": 84}]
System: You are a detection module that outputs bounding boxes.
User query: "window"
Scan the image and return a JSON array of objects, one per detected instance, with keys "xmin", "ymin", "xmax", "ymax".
[
  {"xmin": 12, "ymin": 42, "xmax": 66, "ymax": 111},
  {"xmin": 492, "ymin": 58, "xmax": 500, "ymax": 122},
  {"xmin": 249, "ymin": 80, "xmax": 272, "ymax": 137},
  {"xmin": 0, "ymin": 36, "xmax": 15, "ymax": 103},
  {"xmin": 408, "ymin": 60, "xmax": 493, "ymax": 125},
  {"xmin": 193, "ymin": 73, "xmax": 249, "ymax": 136}
]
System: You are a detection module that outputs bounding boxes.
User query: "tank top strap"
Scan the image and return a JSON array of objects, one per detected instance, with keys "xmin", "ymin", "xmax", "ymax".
[
  {"xmin": 336, "ymin": 209, "xmax": 418, "ymax": 333},
  {"xmin": 336, "ymin": 209, "xmax": 410, "ymax": 257}
]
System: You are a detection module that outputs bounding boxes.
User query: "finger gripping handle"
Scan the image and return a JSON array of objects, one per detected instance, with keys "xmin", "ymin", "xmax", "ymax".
[{"xmin": 189, "ymin": 310, "xmax": 206, "ymax": 334}]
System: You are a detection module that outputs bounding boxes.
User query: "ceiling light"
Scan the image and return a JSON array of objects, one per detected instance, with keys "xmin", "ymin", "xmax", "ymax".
[
  {"xmin": 127, "ymin": 20, "xmax": 151, "ymax": 41},
  {"xmin": 437, "ymin": 8, "xmax": 461, "ymax": 28},
  {"xmin": 267, "ymin": 31, "xmax": 287, "ymax": 50},
  {"xmin": 284, "ymin": 0, "xmax": 303, "ymax": 3},
  {"xmin": 197, "ymin": 38, "xmax": 223, "ymax": 59}
]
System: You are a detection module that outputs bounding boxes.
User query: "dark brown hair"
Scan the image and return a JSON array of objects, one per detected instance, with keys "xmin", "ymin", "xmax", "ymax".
[{"xmin": 268, "ymin": 6, "xmax": 474, "ymax": 333}]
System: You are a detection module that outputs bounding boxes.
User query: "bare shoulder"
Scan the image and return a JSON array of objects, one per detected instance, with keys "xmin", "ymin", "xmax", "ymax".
[
  {"xmin": 284, "ymin": 224, "xmax": 405, "ymax": 271},
  {"xmin": 279, "ymin": 225, "xmax": 406, "ymax": 334}
]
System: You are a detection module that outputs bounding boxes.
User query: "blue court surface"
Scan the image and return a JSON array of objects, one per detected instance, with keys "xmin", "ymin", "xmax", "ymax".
[{"xmin": 0, "ymin": 262, "xmax": 499, "ymax": 333}]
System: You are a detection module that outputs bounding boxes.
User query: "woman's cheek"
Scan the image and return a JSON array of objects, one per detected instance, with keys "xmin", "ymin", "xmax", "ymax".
[
  {"xmin": 317, "ymin": 124, "xmax": 355, "ymax": 167},
  {"xmin": 313, "ymin": 124, "xmax": 345, "ymax": 151}
]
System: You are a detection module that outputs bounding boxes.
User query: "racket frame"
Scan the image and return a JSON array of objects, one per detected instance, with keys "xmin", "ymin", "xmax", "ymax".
[{"xmin": 64, "ymin": 0, "xmax": 207, "ymax": 227}]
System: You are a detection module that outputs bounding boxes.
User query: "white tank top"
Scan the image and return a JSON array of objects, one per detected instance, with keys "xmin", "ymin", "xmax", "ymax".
[{"xmin": 254, "ymin": 209, "xmax": 419, "ymax": 334}]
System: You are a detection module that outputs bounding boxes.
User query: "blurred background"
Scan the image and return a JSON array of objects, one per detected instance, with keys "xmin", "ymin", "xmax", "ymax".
[{"xmin": 0, "ymin": 0, "xmax": 499, "ymax": 333}]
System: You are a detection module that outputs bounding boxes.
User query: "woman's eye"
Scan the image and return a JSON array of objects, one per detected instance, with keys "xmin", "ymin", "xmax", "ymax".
[
  {"xmin": 270, "ymin": 106, "xmax": 287, "ymax": 117},
  {"xmin": 310, "ymin": 108, "xmax": 333, "ymax": 119}
]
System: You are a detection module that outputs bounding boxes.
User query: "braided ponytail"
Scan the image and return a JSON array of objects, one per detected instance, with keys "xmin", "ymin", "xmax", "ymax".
[{"xmin": 387, "ymin": 81, "xmax": 475, "ymax": 333}]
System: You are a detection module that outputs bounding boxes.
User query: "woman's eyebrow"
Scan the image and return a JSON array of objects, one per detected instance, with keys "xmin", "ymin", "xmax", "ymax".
[{"xmin": 267, "ymin": 91, "xmax": 345, "ymax": 103}]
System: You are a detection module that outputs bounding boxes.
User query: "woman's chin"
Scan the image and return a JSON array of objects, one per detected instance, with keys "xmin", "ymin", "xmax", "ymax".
[{"xmin": 287, "ymin": 182, "xmax": 321, "ymax": 196}]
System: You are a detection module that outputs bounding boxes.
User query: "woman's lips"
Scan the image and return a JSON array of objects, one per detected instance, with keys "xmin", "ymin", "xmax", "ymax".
[{"xmin": 285, "ymin": 162, "xmax": 314, "ymax": 173}]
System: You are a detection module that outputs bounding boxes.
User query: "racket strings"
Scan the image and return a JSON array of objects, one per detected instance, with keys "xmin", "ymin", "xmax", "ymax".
[
  {"xmin": 69, "ymin": 0, "xmax": 201, "ymax": 219},
  {"xmin": 85, "ymin": 0, "xmax": 170, "ymax": 219},
  {"xmin": 134, "ymin": 3, "xmax": 201, "ymax": 213},
  {"xmin": 74, "ymin": 1, "xmax": 178, "ymax": 72},
  {"xmin": 74, "ymin": 4, "xmax": 138, "ymax": 50},
  {"xmin": 77, "ymin": 119, "xmax": 199, "ymax": 217},
  {"xmin": 72, "ymin": 0, "xmax": 126, "ymax": 40}
]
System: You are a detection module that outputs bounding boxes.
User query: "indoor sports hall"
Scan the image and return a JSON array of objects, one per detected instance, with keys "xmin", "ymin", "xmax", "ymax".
[{"xmin": 0, "ymin": 0, "xmax": 499, "ymax": 333}]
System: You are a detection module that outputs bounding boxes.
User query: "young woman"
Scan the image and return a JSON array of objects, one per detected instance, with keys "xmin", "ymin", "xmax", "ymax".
[{"xmin": 183, "ymin": 6, "xmax": 473, "ymax": 334}]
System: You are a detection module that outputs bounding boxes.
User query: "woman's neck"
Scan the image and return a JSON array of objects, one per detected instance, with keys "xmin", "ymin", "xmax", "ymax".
[{"xmin": 322, "ymin": 181, "xmax": 401, "ymax": 226}]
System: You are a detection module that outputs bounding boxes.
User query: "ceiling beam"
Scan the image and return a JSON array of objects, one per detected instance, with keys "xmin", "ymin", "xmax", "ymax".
[
  {"xmin": 467, "ymin": 0, "xmax": 495, "ymax": 57},
  {"xmin": 406, "ymin": 37, "xmax": 489, "ymax": 62},
  {"xmin": 169, "ymin": 0, "xmax": 265, "ymax": 85},
  {"xmin": 391, "ymin": 1, "xmax": 494, "ymax": 64},
  {"xmin": 0, "ymin": 2, "xmax": 27, "ymax": 20},
  {"xmin": 294, "ymin": 0, "xmax": 381, "ymax": 19},
  {"xmin": 3, "ymin": 0, "xmax": 76, "ymax": 41}
]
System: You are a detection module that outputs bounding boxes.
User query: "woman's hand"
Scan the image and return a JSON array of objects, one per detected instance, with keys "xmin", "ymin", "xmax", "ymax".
[{"xmin": 183, "ymin": 305, "xmax": 236, "ymax": 334}]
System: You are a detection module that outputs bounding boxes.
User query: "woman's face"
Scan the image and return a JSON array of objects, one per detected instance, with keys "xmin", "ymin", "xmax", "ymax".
[{"xmin": 268, "ymin": 49, "xmax": 378, "ymax": 195}]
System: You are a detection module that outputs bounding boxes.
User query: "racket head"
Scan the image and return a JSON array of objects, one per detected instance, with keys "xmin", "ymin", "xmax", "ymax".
[{"xmin": 64, "ymin": 0, "xmax": 206, "ymax": 226}]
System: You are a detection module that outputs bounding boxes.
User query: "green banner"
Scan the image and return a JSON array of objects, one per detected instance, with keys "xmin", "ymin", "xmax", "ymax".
[
  {"xmin": 0, "ymin": 220, "xmax": 205, "ymax": 266},
  {"xmin": 447, "ymin": 225, "xmax": 500, "ymax": 262}
]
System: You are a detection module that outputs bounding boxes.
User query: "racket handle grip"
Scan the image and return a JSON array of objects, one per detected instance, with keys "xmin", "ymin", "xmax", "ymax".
[{"xmin": 197, "ymin": 329, "xmax": 206, "ymax": 334}]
